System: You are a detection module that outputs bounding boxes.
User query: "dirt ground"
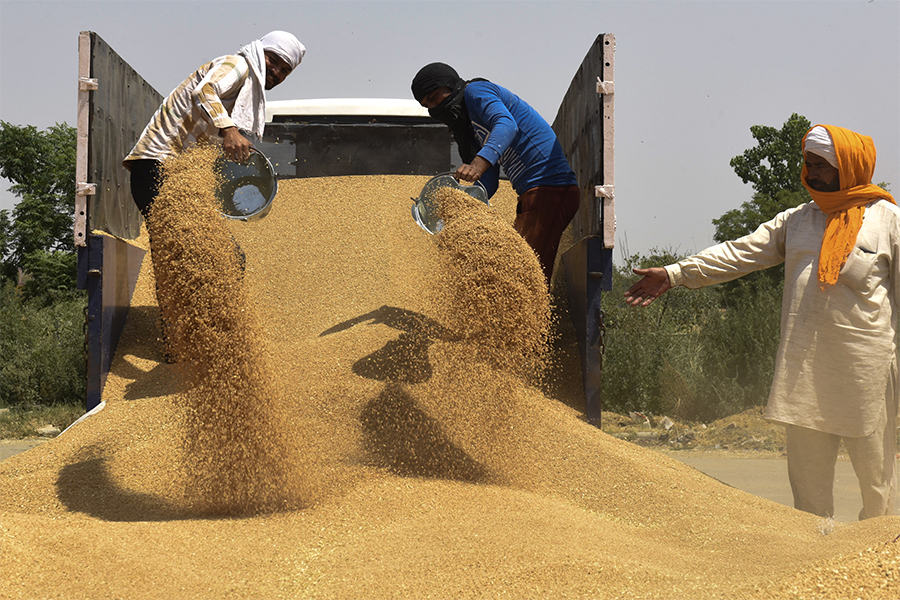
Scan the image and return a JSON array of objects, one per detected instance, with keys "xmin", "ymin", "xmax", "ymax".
[
  {"xmin": 599, "ymin": 405, "xmax": 786, "ymax": 455},
  {"xmin": 2, "ymin": 173, "xmax": 898, "ymax": 600}
]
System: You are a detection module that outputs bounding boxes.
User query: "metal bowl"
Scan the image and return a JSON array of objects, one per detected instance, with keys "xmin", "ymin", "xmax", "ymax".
[
  {"xmin": 216, "ymin": 148, "xmax": 278, "ymax": 221},
  {"xmin": 411, "ymin": 172, "xmax": 489, "ymax": 235}
]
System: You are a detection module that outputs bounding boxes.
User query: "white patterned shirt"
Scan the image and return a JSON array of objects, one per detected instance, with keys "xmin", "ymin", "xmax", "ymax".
[{"xmin": 124, "ymin": 55, "xmax": 250, "ymax": 165}]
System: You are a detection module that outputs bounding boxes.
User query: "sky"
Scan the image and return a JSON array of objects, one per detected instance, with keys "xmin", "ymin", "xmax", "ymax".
[{"xmin": 1, "ymin": 0, "xmax": 898, "ymax": 263}]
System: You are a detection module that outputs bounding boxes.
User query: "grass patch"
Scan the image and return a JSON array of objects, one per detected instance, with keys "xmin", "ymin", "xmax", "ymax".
[
  {"xmin": 0, "ymin": 403, "xmax": 85, "ymax": 439},
  {"xmin": 600, "ymin": 406, "xmax": 787, "ymax": 453}
]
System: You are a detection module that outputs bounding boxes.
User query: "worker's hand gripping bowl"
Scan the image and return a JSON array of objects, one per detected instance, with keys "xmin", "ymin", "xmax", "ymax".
[
  {"xmin": 411, "ymin": 172, "xmax": 490, "ymax": 234},
  {"xmin": 216, "ymin": 148, "xmax": 278, "ymax": 222}
]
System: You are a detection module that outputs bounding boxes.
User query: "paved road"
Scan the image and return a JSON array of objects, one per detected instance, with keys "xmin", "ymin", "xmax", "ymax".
[
  {"xmin": 0, "ymin": 439, "xmax": 48, "ymax": 461},
  {"xmin": 0, "ymin": 440, "xmax": 875, "ymax": 522},
  {"xmin": 671, "ymin": 454, "xmax": 865, "ymax": 523}
]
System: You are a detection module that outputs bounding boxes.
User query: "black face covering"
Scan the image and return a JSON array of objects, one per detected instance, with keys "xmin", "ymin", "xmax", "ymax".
[
  {"xmin": 411, "ymin": 62, "xmax": 460, "ymax": 103},
  {"xmin": 411, "ymin": 63, "xmax": 487, "ymax": 164},
  {"xmin": 428, "ymin": 78, "xmax": 486, "ymax": 164},
  {"xmin": 428, "ymin": 79, "xmax": 466, "ymax": 124}
]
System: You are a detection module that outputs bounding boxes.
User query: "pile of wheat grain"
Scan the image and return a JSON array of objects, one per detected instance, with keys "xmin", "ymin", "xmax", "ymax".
[
  {"xmin": 355, "ymin": 184, "xmax": 555, "ymax": 485},
  {"xmin": 1, "ymin": 162, "xmax": 898, "ymax": 599},
  {"xmin": 431, "ymin": 186, "xmax": 550, "ymax": 378}
]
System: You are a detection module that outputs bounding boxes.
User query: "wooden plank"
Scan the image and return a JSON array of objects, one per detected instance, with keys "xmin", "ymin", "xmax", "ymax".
[
  {"xmin": 74, "ymin": 32, "xmax": 91, "ymax": 247},
  {"xmin": 86, "ymin": 31, "xmax": 162, "ymax": 240},
  {"xmin": 76, "ymin": 32, "xmax": 160, "ymax": 410},
  {"xmin": 601, "ymin": 34, "xmax": 616, "ymax": 248},
  {"xmin": 551, "ymin": 33, "xmax": 616, "ymax": 248},
  {"xmin": 555, "ymin": 33, "xmax": 617, "ymax": 426}
]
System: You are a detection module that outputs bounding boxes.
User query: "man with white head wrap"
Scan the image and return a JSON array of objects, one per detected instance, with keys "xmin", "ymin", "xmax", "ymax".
[
  {"xmin": 623, "ymin": 124, "xmax": 899, "ymax": 520},
  {"xmin": 124, "ymin": 30, "xmax": 305, "ymax": 219},
  {"xmin": 802, "ymin": 125, "xmax": 838, "ymax": 169},
  {"xmin": 122, "ymin": 32, "xmax": 304, "ymax": 361}
]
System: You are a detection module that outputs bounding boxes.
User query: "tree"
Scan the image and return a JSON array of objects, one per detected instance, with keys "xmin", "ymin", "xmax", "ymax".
[
  {"xmin": 0, "ymin": 122, "xmax": 78, "ymax": 298},
  {"xmin": 0, "ymin": 123, "xmax": 85, "ymax": 408},
  {"xmin": 728, "ymin": 113, "xmax": 809, "ymax": 200},
  {"xmin": 714, "ymin": 113, "xmax": 811, "ymax": 243}
]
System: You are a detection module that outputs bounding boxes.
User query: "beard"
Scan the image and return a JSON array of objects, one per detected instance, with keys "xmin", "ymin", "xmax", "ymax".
[{"xmin": 806, "ymin": 177, "xmax": 840, "ymax": 193}]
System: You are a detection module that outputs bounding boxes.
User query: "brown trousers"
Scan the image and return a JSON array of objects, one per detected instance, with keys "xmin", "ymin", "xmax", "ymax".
[{"xmin": 513, "ymin": 185, "xmax": 581, "ymax": 285}]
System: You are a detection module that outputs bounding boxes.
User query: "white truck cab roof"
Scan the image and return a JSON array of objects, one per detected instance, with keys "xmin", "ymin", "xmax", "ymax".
[{"xmin": 266, "ymin": 98, "xmax": 430, "ymax": 122}]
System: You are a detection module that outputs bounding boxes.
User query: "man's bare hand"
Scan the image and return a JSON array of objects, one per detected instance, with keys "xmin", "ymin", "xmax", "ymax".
[
  {"xmin": 623, "ymin": 267, "xmax": 672, "ymax": 307},
  {"xmin": 221, "ymin": 127, "xmax": 252, "ymax": 163},
  {"xmin": 454, "ymin": 156, "xmax": 492, "ymax": 182}
]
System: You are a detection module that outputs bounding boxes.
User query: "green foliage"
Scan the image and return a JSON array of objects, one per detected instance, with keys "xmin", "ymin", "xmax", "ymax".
[
  {"xmin": 0, "ymin": 281, "xmax": 86, "ymax": 408},
  {"xmin": 694, "ymin": 274, "xmax": 782, "ymax": 417},
  {"xmin": 20, "ymin": 249, "xmax": 79, "ymax": 301},
  {"xmin": 601, "ymin": 251, "xmax": 781, "ymax": 422},
  {"xmin": 601, "ymin": 250, "xmax": 719, "ymax": 420},
  {"xmin": 0, "ymin": 210, "xmax": 10, "ymax": 267},
  {"xmin": 728, "ymin": 113, "xmax": 809, "ymax": 200},
  {"xmin": 0, "ymin": 122, "xmax": 86, "ymax": 411},
  {"xmin": 0, "ymin": 404, "xmax": 85, "ymax": 439},
  {"xmin": 600, "ymin": 114, "xmax": 824, "ymax": 422},
  {"xmin": 0, "ymin": 121, "xmax": 78, "ymax": 294}
]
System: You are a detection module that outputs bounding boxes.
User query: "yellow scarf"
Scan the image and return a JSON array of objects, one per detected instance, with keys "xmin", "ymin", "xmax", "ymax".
[{"xmin": 801, "ymin": 124, "xmax": 896, "ymax": 289}]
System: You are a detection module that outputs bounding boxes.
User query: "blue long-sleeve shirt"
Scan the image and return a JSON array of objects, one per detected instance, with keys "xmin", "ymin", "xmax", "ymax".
[{"xmin": 465, "ymin": 80, "xmax": 577, "ymax": 197}]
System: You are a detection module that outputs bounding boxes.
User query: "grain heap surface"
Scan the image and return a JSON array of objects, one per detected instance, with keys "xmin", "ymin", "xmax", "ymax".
[{"xmin": 2, "ymin": 157, "xmax": 899, "ymax": 599}]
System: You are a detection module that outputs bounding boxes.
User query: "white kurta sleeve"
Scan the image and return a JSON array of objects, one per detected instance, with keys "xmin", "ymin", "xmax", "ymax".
[{"xmin": 665, "ymin": 206, "xmax": 797, "ymax": 289}]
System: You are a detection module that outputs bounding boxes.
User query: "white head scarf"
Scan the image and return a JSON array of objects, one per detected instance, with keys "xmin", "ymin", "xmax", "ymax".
[
  {"xmin": 260, "ymin": 31, "xmax": 306, "ymax": 70},
  {"xmin": 232, "ymin": 31, "xmax": 305, "ymax": 139},
  {"xmin": 803, "ymin": 125, "xmax": 838, "ymax": 168}
]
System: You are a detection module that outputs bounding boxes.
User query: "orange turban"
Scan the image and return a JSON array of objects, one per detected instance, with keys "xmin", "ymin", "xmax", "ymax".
[{"xmin": 801, "ymin": 124, "xmax": 896, "ymax": 289}]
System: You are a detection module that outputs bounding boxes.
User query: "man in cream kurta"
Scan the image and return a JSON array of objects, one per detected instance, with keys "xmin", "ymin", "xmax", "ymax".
[{"xmin": 624, "ymin": 124, "xmax": 898, "ymax": 520}]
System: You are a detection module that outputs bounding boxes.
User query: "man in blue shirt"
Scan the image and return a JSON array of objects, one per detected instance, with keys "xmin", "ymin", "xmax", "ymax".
[{"xmin": 412, "ymin": 62, "xmax": 580, "ymax": 285}]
